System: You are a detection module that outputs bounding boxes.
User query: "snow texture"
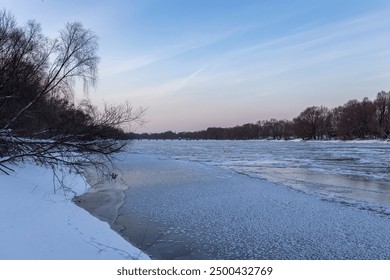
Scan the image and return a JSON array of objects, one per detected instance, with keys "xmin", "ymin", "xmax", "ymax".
[{"xmin": 0, "ymin": 163, "xmax": 149, "ymax": 260}]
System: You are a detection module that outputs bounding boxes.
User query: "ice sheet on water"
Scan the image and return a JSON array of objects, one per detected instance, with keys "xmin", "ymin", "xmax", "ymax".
[
  {"xmin": 118, "ymin": 153, "xmax": 390, "ymax": 259},
  {"xmin": 129, "ymin": 140, "xmax": 390, "ymax": 213}
]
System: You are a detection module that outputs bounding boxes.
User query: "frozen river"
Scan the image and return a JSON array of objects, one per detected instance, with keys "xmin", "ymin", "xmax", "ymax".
[
  {"xmin": 81, "ymin": 139, "xmax": 390, "ymax": 259},
  {"xmin": 129, "ymin": 140, "xmax": 390, "ymax": 214},
  {"xmin": 77, "ymin": 140, "xmax": 390, "ymax": 259}
]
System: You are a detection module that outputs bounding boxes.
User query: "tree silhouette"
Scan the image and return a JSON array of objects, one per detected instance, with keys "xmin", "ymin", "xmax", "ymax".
[{"xmin": 0, "ymin": 10, "xmax": 144, "ymax": 176}]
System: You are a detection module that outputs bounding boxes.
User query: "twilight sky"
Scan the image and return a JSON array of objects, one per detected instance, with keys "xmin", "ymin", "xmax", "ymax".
[{"xmin": 2, "ymin": 0, "xmax": 390, "ymax": 132}]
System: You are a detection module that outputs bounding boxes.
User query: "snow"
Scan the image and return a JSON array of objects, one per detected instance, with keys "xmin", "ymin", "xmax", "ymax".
[
  {"xmin": 0, "ymin": 163, "xmax": 149, "ymax": 260},
  {"xmin": 3, "ymin": 139, "xmax": 390, "ymax": 260}
]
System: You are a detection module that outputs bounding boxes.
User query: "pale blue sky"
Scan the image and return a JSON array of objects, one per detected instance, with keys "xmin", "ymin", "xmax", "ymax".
[{"xmin": 2, "ymin": 0, "xmax": 390, "ymax": 132}]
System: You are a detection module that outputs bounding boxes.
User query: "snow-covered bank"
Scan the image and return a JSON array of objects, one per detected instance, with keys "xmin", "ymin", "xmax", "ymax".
[{"xmin": 0, "ymin": 163, "xmax": 149, "ymax": 260}]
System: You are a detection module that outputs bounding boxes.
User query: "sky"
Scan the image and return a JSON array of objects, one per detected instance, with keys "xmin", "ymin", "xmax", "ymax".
[{"xmin": 2, "ymin": 0, "xmax": 390, "ymax": 133}]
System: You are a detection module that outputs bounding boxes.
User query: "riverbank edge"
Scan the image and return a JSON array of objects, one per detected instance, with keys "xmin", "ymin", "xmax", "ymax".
[{"xmin": 74, "ymin": 168, "xmax": 152, "ymax": 259}]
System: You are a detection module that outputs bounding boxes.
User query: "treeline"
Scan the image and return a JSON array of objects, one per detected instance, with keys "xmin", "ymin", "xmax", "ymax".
[{"xmin": 133, "ymin": 92, "xmax": 390, "ymax": 140}]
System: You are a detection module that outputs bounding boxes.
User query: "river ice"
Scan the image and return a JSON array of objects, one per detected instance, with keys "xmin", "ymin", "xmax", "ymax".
[
  {"xmin": 129, "ymin": 140, "xmax": 390, "ymax": 214},
  {"xmin": 114, "ymin": 144, "xmax": 390, "ymax": 259}
]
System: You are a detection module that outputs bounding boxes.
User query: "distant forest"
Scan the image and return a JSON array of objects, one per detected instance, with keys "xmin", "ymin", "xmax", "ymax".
[{"xmin": 132, "ymin": 92, "xmax": 390, "ymax": 140}]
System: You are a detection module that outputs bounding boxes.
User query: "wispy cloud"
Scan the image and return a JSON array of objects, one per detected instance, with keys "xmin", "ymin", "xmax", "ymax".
[
  {"xmin": 200, "ymin": 7, "xmax": 390, "ymax": 85},
  {"xmin": 128, "ymin": 67, "xmax": 206, "ymax": 99},
  {"xmin": 102, "ymin": 24, "xmax": 250, "ymax": 76},
  {"xmin": 101, "ymin": 54, "xmax": 164, "ymax": 76}
]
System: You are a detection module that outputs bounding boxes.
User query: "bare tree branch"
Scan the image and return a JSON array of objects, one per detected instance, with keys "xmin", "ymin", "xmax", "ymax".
[
  {"xmin": 4, "ymin": 21, "xmax": 99, "ymax": 129},
  {"xmin": 0, "ymin": 11, "xmax": 145, "ymax": 181}
]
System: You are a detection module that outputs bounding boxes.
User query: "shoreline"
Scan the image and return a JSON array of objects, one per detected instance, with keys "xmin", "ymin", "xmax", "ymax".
[
  {"xmin": 75, "ymin": 156, "xmax": 217, "ymax": 260},
  {"xmin": 75, "ymin": 171, "xmax": 126, "ymax": 225},
  {"xmin": 74, "ymin": 170, "xmax": 134, "ymax": 244},
  {"xmin": 0, "ymin": 163, "xmax": 150, "ymax": 260},
  {"xmin": 75, "ymin": 165, "xmax": 199, "ymax": 259}
]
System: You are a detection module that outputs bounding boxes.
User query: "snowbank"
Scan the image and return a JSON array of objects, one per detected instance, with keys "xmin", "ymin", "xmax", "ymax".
[{"xmin": 0, "ymin": 163, "xmax": 149, "ymax": 260}]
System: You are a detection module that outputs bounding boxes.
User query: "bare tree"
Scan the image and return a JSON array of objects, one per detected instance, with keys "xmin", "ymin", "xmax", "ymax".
[
  {"xmin": 0, "ymin": 11, "xmax": 48, "ymax": 130},
  {"xmin": 0, "ymin": 11, "xmax": 144, "ymax": 177},
  {"xmin": 0, "ymin": 98, "xmax": 145, "ymax": 175},
  {"xmin": 293, "ymin": 106, "xmax": 330, "ymax": 140},
  {"xmin": 374, "ymin": 91, "xmax": 390, "ymax": 139},
  {"xmin": 336, "ymin": 98, "xmax": 376, "ymax": 139},
  {"xmin": 3, "ymin": 21, "xmax": 99, "ymax": 130}
]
